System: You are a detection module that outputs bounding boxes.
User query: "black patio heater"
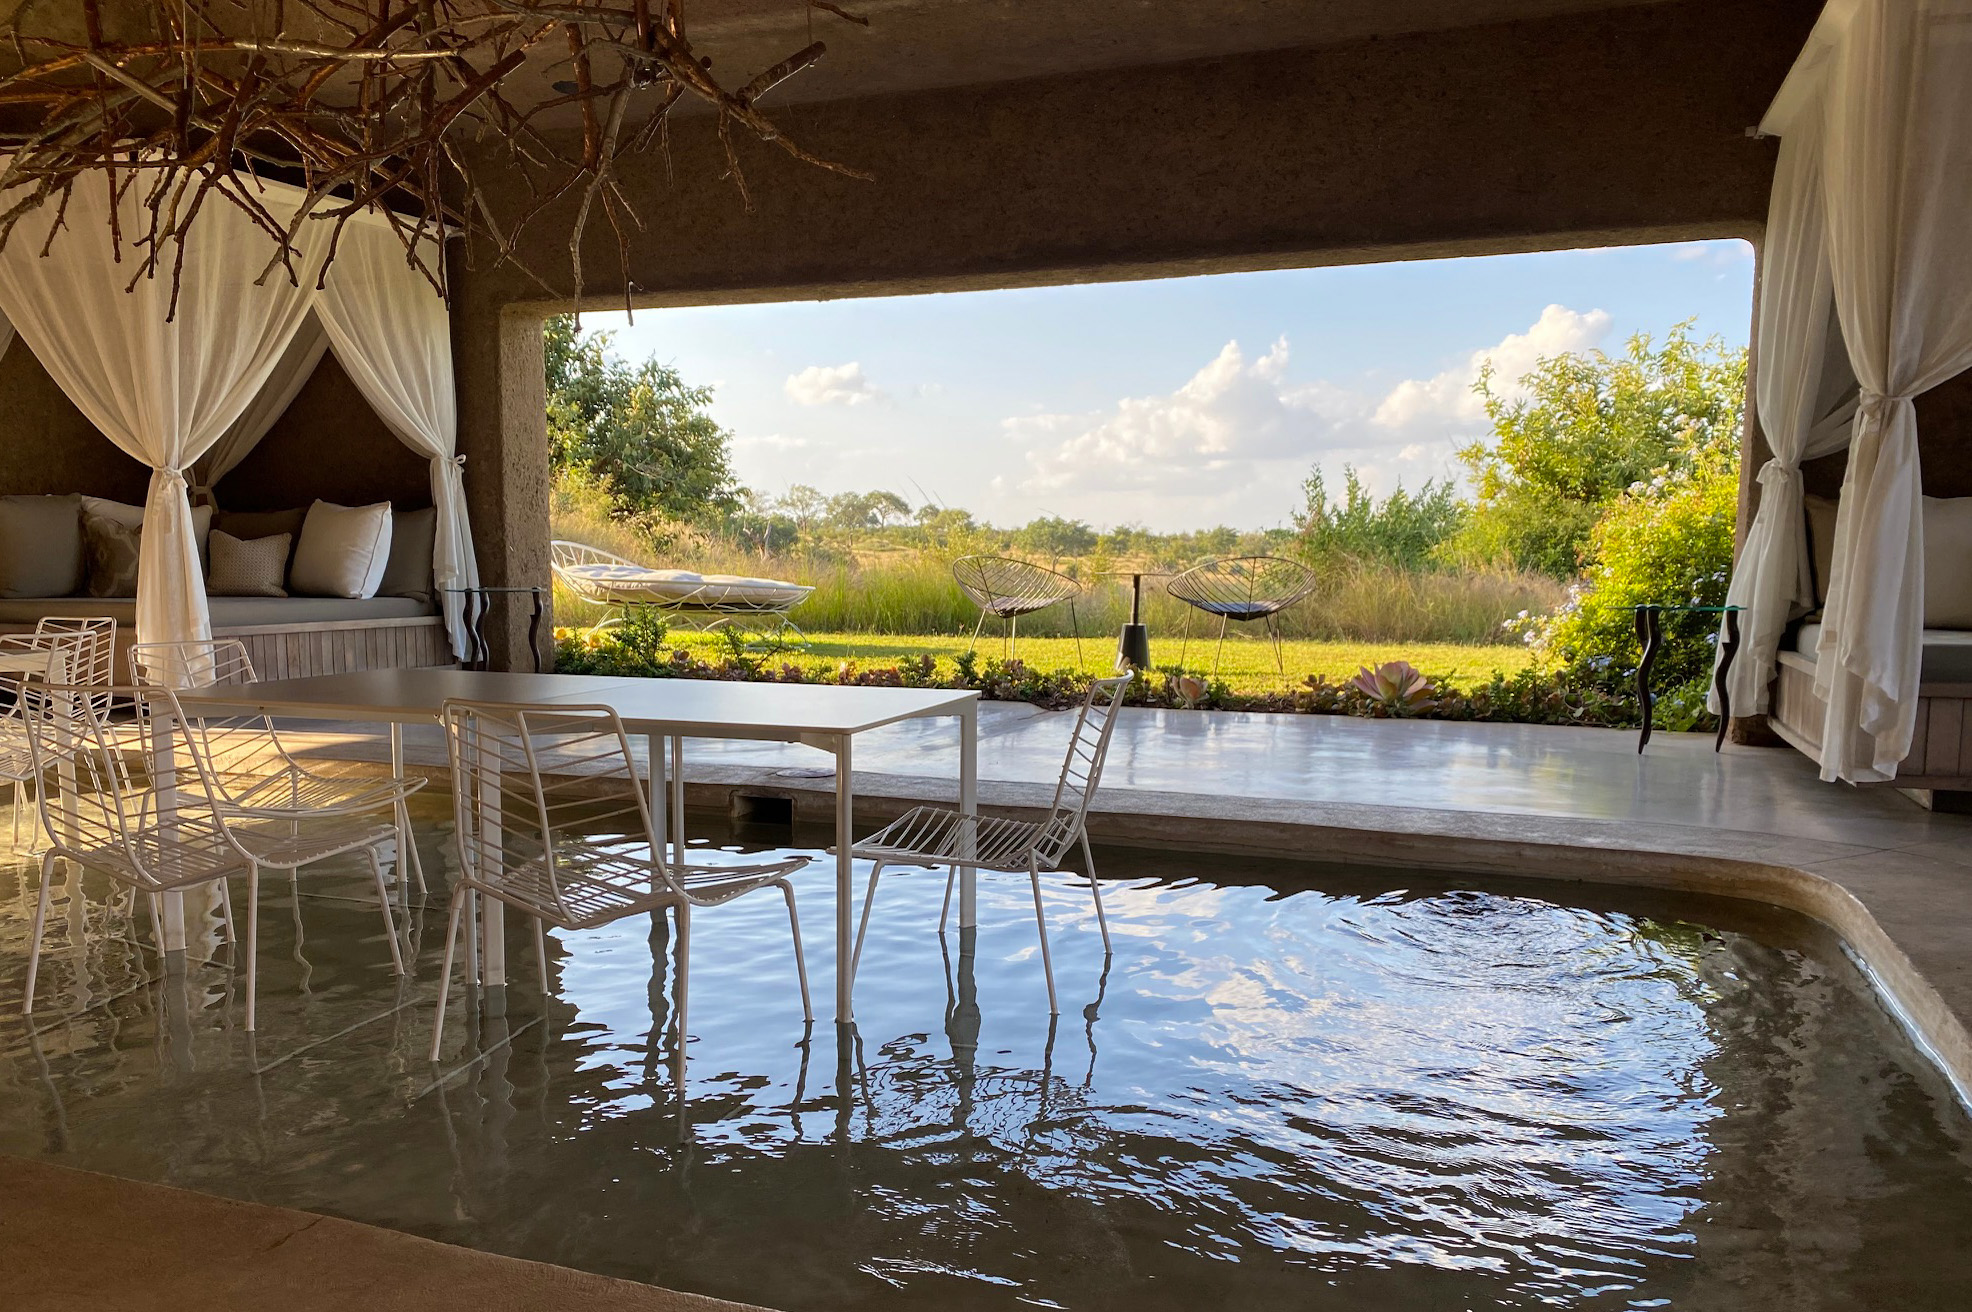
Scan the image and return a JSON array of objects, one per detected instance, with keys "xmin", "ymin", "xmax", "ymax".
[{"xmin": 1116, "ymin": 572, "xmax": 1152, "ymax": 672}]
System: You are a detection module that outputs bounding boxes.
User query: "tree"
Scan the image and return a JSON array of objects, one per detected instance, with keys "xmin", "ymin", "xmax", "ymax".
[
  {"xmin": 776, "ymin": 484, "xmax": 828, "ymax": 533},
  {"xmin": 544, "ymin": 316, "xmax": 742, "ymax": 523},
  {"xmin": 1294, "ymin": 465, "xmax": 1465, "ymax": 570},
  {"xmin": 1015, "ymin": 514, "xmax": 1097, "ymax": 567},
  {"xmin": 1446, "ymin": 322, "xmax": 1746, "ymax": 577}
]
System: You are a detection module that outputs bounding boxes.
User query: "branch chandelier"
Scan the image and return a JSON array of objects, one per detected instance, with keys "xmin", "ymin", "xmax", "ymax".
[{"xmin": 0, "ymin": 0, "xmax": 872, "ymax": 312}]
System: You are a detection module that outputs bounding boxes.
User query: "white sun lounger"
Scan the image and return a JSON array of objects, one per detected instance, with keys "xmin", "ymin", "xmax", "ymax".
[{"xmin": 550, "ymin": 540, "xmax": 814, "ymax": 639}]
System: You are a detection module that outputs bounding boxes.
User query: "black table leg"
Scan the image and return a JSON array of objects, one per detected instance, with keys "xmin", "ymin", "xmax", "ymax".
[
  {"xmin": 527, "ymin": 587, "xmax": 545, "ymax": 674},
  {"xmin": 1635, "ymin": 605, "xmax": 1662, "ymax": 754},
  {"xmin": 1713, "ymin": 608, "xmax": 1740, "ymax": 752},
  {"xmin": 469, "ymin": 592, "xmax": 490, "ymax": 672}
]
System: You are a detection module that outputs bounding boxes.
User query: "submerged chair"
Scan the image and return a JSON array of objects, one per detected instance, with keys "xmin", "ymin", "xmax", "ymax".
[
  {"xmin": 2, "ymin": 619, "xmax": 115, "ymax": 848},
  {"xmin": 431, "ymin": 701, "xmax": 814, "ymax": 1062},
  {"xmin": 1166, "ymin": 556, "xmax": 1318, "ymax": 677},
  {"xmin": 131, "ymin": 639, "xmax": 429, "ymax": 896},
  {"xmin": 20, "ymin": 684, "xmax": 406, "ymax": 1028},
  {"xmin": 952, "ymin": 556, "xmax": 1084, "ymax": 665},
  {"xmin": 849, "ymin": 673, "xmax": 1132, "ymax": 1014}
]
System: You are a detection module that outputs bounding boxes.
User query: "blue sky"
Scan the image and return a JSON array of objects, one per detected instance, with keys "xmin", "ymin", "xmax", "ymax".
[{"xmin": 586, "ymin": 240, "xmax": 1755, "ymax": 532}]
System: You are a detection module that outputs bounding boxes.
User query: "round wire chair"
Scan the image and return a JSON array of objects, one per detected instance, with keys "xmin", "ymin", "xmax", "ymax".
[
  {"xmin": 1166, "ymin": 556, "xmax": 1318, "ymax": 677},
  {"xmin": 952, "ymin": 556, "xmax": 1084, "ymax": 665}
]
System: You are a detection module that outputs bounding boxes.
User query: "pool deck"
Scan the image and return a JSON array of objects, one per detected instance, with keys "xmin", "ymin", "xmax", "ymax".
[
  {"xmin": 7, "ymin": 703, "xmax": 1972, "ymax": 1310},
  {"xmin": 277, "ymin": 702, "xmax": 1972, "ymax": 1099}
]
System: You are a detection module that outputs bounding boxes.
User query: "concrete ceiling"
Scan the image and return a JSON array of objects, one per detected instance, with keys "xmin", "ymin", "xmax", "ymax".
[{"xmin": 660, "ymin": 0, "xmax": 1679, "ymax": 110}]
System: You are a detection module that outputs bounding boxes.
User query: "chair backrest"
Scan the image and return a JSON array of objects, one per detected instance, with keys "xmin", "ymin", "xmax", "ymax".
[
  {"xmin": 441, "ymin": 699, "xmax": 682, "ymax": 925},
  {"xmin": 32, "ymin": 616, "xmax": 116, "ymax": 713},
  {"xmin": 130, "ymin": 637, "xmax": 257, "ymax": 691},
  {"xmin": 130, "ymin": 639, "xmax": 294, "ymax": 806},
  {"xmin": 951, "ymin": 556, "xmax": 1082, "ymax": 614},
  {"xmin": 21, "ymin": 683, "xmax": 235, "ymax": 889},
  {"xmin": 1038, "ymin": 674, "xmax": 1133, "ymax": 862},
  {"xmin": 1165, "ymin": 556, "xmax": 1317, "ymax": 619}
]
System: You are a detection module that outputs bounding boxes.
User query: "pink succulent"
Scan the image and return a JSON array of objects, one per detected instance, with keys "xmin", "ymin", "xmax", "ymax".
[{"xmin": 1349, "ymin": 660, "xmax": 1435, "ymax": 714}]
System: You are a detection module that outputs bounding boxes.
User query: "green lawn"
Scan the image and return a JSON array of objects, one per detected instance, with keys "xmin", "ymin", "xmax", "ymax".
[{"xmin": 664, "ymin": 629, "xmax": 1534, "ymax": 694}]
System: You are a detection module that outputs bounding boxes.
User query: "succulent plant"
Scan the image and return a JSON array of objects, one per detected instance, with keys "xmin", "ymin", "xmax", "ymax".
[{"xmin": 1349, "ymin": 660, "xmax": 1436, "ymax": 715}]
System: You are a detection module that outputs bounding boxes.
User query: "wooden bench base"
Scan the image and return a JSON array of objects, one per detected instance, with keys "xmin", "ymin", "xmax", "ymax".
[{"xmin": 1772, "ymin": 651, "xmax": 1972, "ymax": 789}]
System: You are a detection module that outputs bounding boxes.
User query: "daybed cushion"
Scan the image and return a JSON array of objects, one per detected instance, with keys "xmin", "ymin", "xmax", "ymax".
[
  {"xmin": 207, "ymin": 530, "xmax": 290, "ymax": 598},
  {"xmin": 82, "ymin": 495, "xmax": 212, "ymax": 562},
  {"xmin": 1923, "ymin": 496, "xmax": 1972, "ymax": 629},
  {"xmin": 81, "ymin": 512, "xmax": 142, "ymax": 597},
  {"xmin": 0, "ymin": 494, "xmax": 84, "ymax": 598},
  {"xmin": 1795, "ymin": 622, "xmax": 1972, "ymax": 684},
  {"xmin": 379, "ymin": 506, "xmax": 436, "ymax": 602},
  {"xmin": 0, "ymin": 596, "xmax": 437, "ymax": 627},
  {"xmin": 290, "ymin": 500, "xmax": 392, "ymax": 599}
]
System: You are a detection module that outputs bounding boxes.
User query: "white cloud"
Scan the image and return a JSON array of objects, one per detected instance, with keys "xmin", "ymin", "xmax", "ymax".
[
  {"xmin": 784, "ymin": 361, "xmax": 880, "ymax": 407},
  {"xmin": 1370, "ymin": 304, "xmax": 1609, "ymax": 431},
  {"xmin": 1014, "ymin": 306, "xmax": 1614, "ymax": 513}
]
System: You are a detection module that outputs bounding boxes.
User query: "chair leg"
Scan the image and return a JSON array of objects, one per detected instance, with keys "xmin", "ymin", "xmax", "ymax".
[
  {"xmin": 217, "ymin": 878, "xmax": 236, "ymax": 947},
  {"xmin": 849, "ymin": 861, "xmax": 884, "ymax": 993},
  {"xmin": 1177, "ymin": 610, "xmax": 1192, "ymax": 672},
  {"xmin": 939, "ymin": 864, "xmax": 958, "ymax": 934},
  {"xmin": 674, "ymin": 903, "xmax": 691, "ymax": 1052},
  {"xmin": 533, "ymin": 915, "xmax": 550, "ymax": 996},
  {"xmin": 1069, "ymin": 600, "xmax": 1084, "ymax": 671},
  {"xmin": 780, "ymin": 881, "xmax": 814, "ymax": 1024},
  {"xmin": 1212, "ymin": 613, "xmax": 1229, "ymax": 678},
  {"xmin": 148, "ymin": 894, "xmax": 163, "ymax": 953},
  {"xmin": 363, "ymin": 846, "xmax": 406, "ymax": 976},
  {"xmin": 244, "ymin": 863, "xmax": 261, "ymax": 1032},
  {"xmin": 1267, "ymin": 613, "xmax": 1286, "ymax": 676},
  {"xmin": 429, "ymin": 886, "xmax": 467, "ymax": 1062},
  {"xmin": 21, "ymin": 851, "xmax": 54, "ymax": 1015},
  {"xmin": 1079, "ymin": 830, "xmax": 1112, "ymax": 956},
  {"xmin": 1028, "ymin": 856, "xmax": 1059, "ymax": 1015},
  {"xmin": 967, "ymin": 611, "xmax": 988, "ymax": 657}
]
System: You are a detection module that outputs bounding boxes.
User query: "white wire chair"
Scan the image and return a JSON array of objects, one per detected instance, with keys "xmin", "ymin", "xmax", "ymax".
[
  {"xmin": 1166, "ymin": 555, "xmax": 1318, "ymax": 677},
  {"xmin": 431, "ymin": 700, "xmax": 815, "ymax": 1062},
  {"xmin": 20, "ymin": 679, "xmax": 409, "ymax": 1029},
  {"xmin": 951, "ymin": 556, "xmax": 1084, "ymax": 664},
  {"xmin": 129, "ymin": 638, "xmax": 429, "ymax": 896},
  {"xmin": 2, "ymin": 619, "xmax": 114, "ymax": 849},
  {"xmin": 848, "ymin": 673, "xmax": 1132, "ymax": 1014}
]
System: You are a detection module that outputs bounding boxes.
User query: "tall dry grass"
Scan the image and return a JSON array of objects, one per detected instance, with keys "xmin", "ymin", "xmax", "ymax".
[{"xmin": 551, "ymin": 485, "xmax": 1561, "ymax": 644}]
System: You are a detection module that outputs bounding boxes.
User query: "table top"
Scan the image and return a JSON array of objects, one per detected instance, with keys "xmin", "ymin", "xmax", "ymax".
[{"xmin": 174, "ymin": 667, "xmax": 979, "ymax": 738}]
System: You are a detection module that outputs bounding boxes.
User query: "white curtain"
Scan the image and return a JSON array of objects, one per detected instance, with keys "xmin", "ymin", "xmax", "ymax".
[
  {"xmin": 1812, "ymin": 0, "xmax": 1972, "ymax": 782},
  {"xmin": 1716, "ymin": 104, "xmax": 1854, "ymax": 717},
  {"xmin": 192, "ymin": 315, "xmax": 330, "ymax": 505},
  {"xmin": 0, "ymin": 180, "xmax": 324, "ymax": 652},
  {"xmin": 313, "ymin": 223, "xmax": 479, "ymax": 657}
]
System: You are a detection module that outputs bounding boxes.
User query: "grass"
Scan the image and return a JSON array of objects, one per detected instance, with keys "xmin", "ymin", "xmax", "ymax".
[{"xmin": 657, "ymin": 628, "xmax": 1535, "ymax": 694}]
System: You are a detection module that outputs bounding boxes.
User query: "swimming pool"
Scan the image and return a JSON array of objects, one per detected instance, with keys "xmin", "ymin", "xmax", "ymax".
[{"xmin": 2, "ymin": 801, "xmax": 1969, "ymax": 1309}]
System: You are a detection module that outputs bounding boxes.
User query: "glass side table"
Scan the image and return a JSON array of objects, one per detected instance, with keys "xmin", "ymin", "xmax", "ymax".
[
  {"xmin": 444, "ymin": 585, "xmax": 546, "ymax": 673},
  {"xmin": 1630, "ymin": 603, "xmax": 1743, "ymax": 754}
]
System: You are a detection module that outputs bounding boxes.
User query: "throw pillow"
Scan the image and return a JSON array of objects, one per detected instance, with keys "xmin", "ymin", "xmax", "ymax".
[
  {"xmin": 0, "ymin": 493, "xmax": 84, "ymax": 598},
  {"xmin": 206, "ymin": 530, "xmax": 291, "ymax": 598},
  {"xmin": 81, "ymin": 511, "xmax": 142, "ymax": 598},
  {"xmin": 1923, "ymin": 496, "xmax": 1972, "ymax": 629},
  {"xmin": 379, "ymin": 506, "xmax": 437, "ymax": 602},
  {"xmin": 290, "ymin": 499, "xmax": 393, "ymax": 599},
  {"xmin": 82, "ymin": 494, "xmax": 212, "ymax": 563}
]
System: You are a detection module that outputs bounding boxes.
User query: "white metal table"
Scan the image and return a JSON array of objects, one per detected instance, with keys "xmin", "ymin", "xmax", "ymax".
[{"xmin": 175, "ymin": 668, "xmax": 981, "ymax": 1022}]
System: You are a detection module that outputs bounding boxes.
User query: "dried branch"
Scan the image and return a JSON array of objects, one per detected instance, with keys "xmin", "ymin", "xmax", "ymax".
[{"xmin": 0, "ymin": 0, "xmax": 877, "ymax": 312}]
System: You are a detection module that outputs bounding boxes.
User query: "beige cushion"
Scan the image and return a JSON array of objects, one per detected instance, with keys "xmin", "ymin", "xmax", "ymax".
[
  {"xmin": 290, "ymin": 500, "xmax": 393, "ymax": 599},
  {"xmin": 1805, "ymin": 493, "xmax": 1840, "ymax": 607},
  {"xmin": 82, "ymin": 494, "xmax": 211, "ymax": 564},
  {"xmin": 0, "ymin": 494, "xmax": 84, "ymax": 598},
  {"xmin": 206, "ymin": 530, "xmax": 290, "ymax": 598},
  {"xmin": 81, "ymin": 512, "xmax": 141, "ymax": 598},
  {"xmin": 379, "ymin": 506, "xmax": 436, "ymax": 602},
  {"xmin": 1923, "ymin": 496, "xmax": 1972, "ymax": 629}
]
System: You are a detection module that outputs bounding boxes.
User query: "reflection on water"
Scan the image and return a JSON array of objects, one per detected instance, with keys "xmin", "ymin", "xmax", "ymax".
[{"xmin": 2, "ymin": 796, "xmax": 1970, "ymax": 1310}]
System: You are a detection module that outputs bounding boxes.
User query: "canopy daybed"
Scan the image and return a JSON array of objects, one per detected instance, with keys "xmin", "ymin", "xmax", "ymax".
[
  {"xmin": 0, "ymin": 167, "xmax": 478, "ymax": 680},
  {"xmin": 1717, "ymin": 0, "xmax": 1972, "ymax": 790}
]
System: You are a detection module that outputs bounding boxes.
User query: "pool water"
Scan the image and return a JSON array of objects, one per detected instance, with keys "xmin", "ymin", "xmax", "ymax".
[{"xmin": 2, "ymin": 798, "xmax": 1970, "ymax": 1310}]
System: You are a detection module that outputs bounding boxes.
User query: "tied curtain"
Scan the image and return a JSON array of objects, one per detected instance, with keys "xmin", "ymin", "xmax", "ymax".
[
  {"xmin": 1811, "ymin": 0, "xmax": 1972, "ymax": 782},
  {"xmin": 0, "ymin": 181, "xmax": 326, "ymax": 657},
  {"xmin": 313, "ymin": 223, "xmax": 479, "ymax": 657}
]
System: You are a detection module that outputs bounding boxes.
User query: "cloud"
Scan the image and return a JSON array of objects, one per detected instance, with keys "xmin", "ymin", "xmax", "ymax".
[
  {"xmin": 732, "ymin": 433, "xmax": 811, "ymax": 452},
  {"xmin": 1370, "ymin": 304, "xmax": 1609, "ymax": 432},
  {"xmin": 784, "ymin": 361, "xmax": 881, "ymax": 407},
  {"xmin": 1015, "ymin": 306, "xmax": 1614, "ymax": 508}
]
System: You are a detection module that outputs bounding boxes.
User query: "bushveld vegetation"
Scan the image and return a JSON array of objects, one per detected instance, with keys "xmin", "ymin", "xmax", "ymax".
[{"xmin": 546, "ymin": 316, "xmax": 1744, "ymax": 729}]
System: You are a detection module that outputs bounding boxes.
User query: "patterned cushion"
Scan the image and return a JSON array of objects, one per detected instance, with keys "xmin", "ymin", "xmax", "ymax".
[
  {"xmin": 81, "ymin": 512, "xmax": 141, "ymax": 598},
  {"xmin": 206, "ymin": 530, "xmax": 290, "ymax": 598}
]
